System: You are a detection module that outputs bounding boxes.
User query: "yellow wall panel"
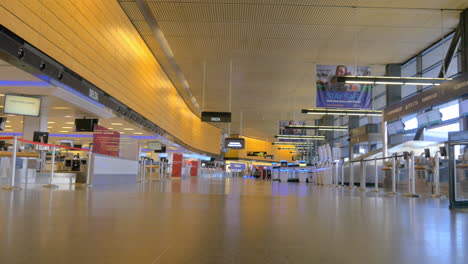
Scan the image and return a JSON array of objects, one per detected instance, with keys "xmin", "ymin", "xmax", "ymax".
[
  {"xmin": 0, "ymin": 0, "xmax": 221, "ymax": 154},
  {"xmin": 225, "ymin": 136, "xmax": 295, "ymax": 162}
]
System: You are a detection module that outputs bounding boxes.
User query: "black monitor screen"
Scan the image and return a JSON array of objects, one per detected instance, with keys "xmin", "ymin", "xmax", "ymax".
[
  {"xmin": 33, "ymin": 131, "xmax": 49, "ymax": 144},
  {"xmin": 75, "ymin": 119, "xmax": 98, "ymax": 132}
]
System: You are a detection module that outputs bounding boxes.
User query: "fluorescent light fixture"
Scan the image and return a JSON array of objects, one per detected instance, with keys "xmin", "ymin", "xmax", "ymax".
[
  {"xmin": 133, "ymin": 132, "xmax": 143, "ymax": 135},
  {"xmin": 285, "ymin": 125, "xmax": 348, "ymax": 131},
  {"xmin": 65, "ymin": 122, "xmax": 74, "ymax": 124},
  {"xmin": 302, "ymin": 108, "xmax": 382, "ymax": 116},
  {"xmin": 111, "ymin": 123, "xmax": 123, "ymax": 125},
  {"xmin": 375, "ymin": 81, "xmax": 404, "ymax": 85},
  {"xmin": 346, "ymin": 80, "xmax": 374, "ymax": 84},
  {"xmin": 5, "ymin": 125, "xmax": 11, "ymax": 128},
  {"xmin": 62, "ymin": 127, "xmax": 72, "ymax": 129},
  {"xmin": 123, "ymin": 128, "xmax": 134, "ymax": 131},
  {"xmin": 64, "ymin": 115, "xmax": 72, "ymax": 118},
  {"xmin": 59, "ymin": 130, "xmax": 69, "ymax": 133},
  {"xmin": 339, "ymin": 76, "xmax": 451, "ymax": 86},
  {"xmin": 47, "ymin": 121, "xmax": 55, "ymax": 124},
  {"xmin": 275, "ymin": 135, "xmax": 324, "ymax": 139},
  {"xmin": 272, "ymin": 142, "xmax": 311, "ymax": 145}
]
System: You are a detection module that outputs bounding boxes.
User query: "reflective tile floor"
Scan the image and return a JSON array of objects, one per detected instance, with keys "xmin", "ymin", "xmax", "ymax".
[{"xmin": 1, "ymin": 177, "xmax": 467, "ymax": 264}]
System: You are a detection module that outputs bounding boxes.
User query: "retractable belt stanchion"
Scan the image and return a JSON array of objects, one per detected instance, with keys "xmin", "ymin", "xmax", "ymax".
[
  {"xmin": 2, "ymin": 136, "xmax": 21, "ymax": 190},
  {"xmin": 340, "ymin": 161, "xmax": 345, "ymax": 186},
  {"xmin": 334, "ymin": 162, "xmax": 339, "ymax": 187},
  {"xmin": 432, "ymin": 151, "xmax": 442, "ymax": 198},
  {"xmin": 371, "ymin": 158, "xmax": 379, "ymax": 192},
  {"xmin": 348, "ymin": 161, "xmax": 355, "ymax": 189},
  {"xmin": 388, "ymin": 154, "xmax": 397, "ymax": 195},
  {"xmin": 43, "ymin": 147, "xmax": 58, "ymax": 188},
  {"xmin": 403, "ymin": 151, "xmax": 418, "ymax": 198},
  {"xmin": 359, "ymin": 160, "xmax": 366, "ymax": 191},
  {"xmin": 86, "ymin": 147, "xmax": 94, "ymax": 186}
]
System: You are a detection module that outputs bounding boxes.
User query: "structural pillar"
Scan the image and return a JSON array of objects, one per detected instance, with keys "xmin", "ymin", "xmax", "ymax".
[{"xmin": 385, "ymin": 64, "xmax": 402, "ymax": 106}]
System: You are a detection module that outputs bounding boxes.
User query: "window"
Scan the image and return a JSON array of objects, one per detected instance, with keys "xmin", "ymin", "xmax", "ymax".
[
  {"xmin": 403, "ymin": 114, "xmax": 418, "ymax": 130},
  {"xmin": 437, "ymin": 100, "xmax": 459, "ymax": 121},
  {"xmin": 426, "ymin": 122, "xmax": 460, "ymax": 133}
]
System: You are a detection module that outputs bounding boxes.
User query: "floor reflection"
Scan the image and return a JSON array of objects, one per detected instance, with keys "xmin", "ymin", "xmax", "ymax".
[{"xmin": 0, "ymin": 176, "xmax": 467, "ymax": 263}]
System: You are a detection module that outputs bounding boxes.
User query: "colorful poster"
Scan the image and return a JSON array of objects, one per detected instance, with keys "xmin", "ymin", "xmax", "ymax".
[
  {"xmin": 316, "ymin": 65, "xmax": 372, "ymax": 109},
  {"xmin": 93, "ymin": 125, "xmax": 120, "ymax": 157}
]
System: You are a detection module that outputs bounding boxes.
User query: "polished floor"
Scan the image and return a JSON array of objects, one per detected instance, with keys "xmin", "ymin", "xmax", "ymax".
[{"xmin": 0, "ymin": 176, "xmax": 467, "ymax": 264}]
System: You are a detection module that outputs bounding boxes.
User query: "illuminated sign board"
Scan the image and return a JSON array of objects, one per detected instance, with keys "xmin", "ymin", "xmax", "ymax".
[{"xmin": 225, "ymin": 138, "xmax": 245, "ymax": 149}]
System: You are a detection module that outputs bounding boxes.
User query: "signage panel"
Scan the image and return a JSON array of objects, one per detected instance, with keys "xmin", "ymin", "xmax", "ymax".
[
  {"xmin": 384, "ymin": 74, "xmax": 468, "ymax": 121},
  {"xmin": 4, "ymin": 94, "xmax": 41, "ymax": 116},
  {"xmin": 201, "ymin": 112, "xmax": 232, "ymax": 122},
  {"xmin": 225, "ymin": 138, "xmax": 245, "ymax": 149}
]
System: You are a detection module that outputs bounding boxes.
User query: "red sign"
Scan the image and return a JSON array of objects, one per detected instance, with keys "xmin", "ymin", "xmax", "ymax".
[
  {"xmin": 93, "ymin": 125, "xmax": 120, "ymax": 157},
  {"xmin": 172, "ymin": 153, "xmax": 182, "ymax": 177}
]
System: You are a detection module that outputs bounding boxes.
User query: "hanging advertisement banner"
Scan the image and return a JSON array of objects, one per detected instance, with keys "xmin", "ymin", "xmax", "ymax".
[{"xmin": 316, "ymin": 65, "xmax": 372, "ymax": 109}]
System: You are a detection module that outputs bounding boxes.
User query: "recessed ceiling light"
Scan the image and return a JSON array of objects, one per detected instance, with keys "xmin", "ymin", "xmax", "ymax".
[
  {"xmin": 0, "ymin": 94, "xmax": 4, "ymax": 97},
  {"xmin": 111, "ymin": 123, "xmax": 123, "ymax": 125},
  {"xmin": 48, "ymin": 126, "xmax": 53, "ymax": 129},
  {"xmin": 5, "ymin": 125, "xmax": 11, "ymax": 128},
  {"xmin": 62, "ymin": 127, "xmax": 72, "ymax": 129},
  {"xmin": 51, "ymin": 107, "xmax": 70, "ymax": 110},
  {"xmin": 123, "ymin": 128, "xmax": 134, "ymax": 131},
  {"xmin": 47, "ymin": 122, "xmax": 55, "ymax": 124},
  {"xmin": 133, "ymin": 132, "xmax": 143, "ymax": 135},
  {"xmin": 6, "ymin": 120, "xmax": 10, "ymax": 123},
  {"xmin": 65, "ymin": 122, "xmax": 74, "ymax": 124},
  {"xmin": 59, "ymin": 130, "xmax": 69, "ymax": 133},
  {"xmin": 4, "ymin": 129, "xmax": 13, "ymax": 132},
  {"xmin": 64, "ymin": 115, "xmax": 72, "ymax": 118}
]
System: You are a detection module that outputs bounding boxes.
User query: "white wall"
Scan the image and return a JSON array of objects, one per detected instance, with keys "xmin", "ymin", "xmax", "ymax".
[{"xmin": 93, "ymin": 154, "xmax": 138, "ymax": 175}]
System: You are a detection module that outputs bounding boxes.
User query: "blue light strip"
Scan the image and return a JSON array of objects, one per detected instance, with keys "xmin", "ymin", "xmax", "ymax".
[
  {"xmin": 0, "ymin": 80, "xmax": 51, "ymax": 87},
  {"xmin": 0, "ymin": 132, "xmax": 23, "ymax": 136}
]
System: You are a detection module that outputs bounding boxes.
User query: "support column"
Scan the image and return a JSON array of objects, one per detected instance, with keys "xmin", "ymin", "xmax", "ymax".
[
  {"xmin": 385, "ymin": 64, "xmax": 402, "ymax": 106},
  {"xmin": 22, "ymin": 97, "xmax": 49, "ymax": 140}
]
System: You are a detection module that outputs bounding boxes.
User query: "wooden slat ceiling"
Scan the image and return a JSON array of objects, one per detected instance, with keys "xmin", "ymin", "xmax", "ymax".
[{"xmin": 119, "ymin": 0, "xmax": 467, "ymax": 141}]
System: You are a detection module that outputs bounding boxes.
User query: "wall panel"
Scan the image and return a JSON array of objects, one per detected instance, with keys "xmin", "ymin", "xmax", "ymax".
[{"xmin": 0, "ymin": 0, "xmax": 221, "ymax": 154}]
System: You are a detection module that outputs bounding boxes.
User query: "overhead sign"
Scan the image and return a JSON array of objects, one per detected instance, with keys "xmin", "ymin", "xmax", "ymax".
[
  {"xmin": 4, "ymin": 94, "xmax": 41, "ymax": 116},
  {"xmin": 384, "ymin": 74, "xmax": 468, "ymax": 122},
  {"xmin": 93, "ymin": 125, "xmax": 120, "ymax": 157},
  {"xmin": 316, "ymin": 65, "xmax": 372, "ymax": 109},
  {"xmin": 247, "ymin": 151, "xmax": 267, "ymax": 157},
  {"xmin": 225, "ymin": 138, "xmax": 245, "ymax": 149},
  {"xmin": 201, "ymin": 112, "xmax": 231, "ymax": 122}
]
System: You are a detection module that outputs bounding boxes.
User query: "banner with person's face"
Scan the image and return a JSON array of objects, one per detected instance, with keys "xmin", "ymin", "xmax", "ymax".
[{"xmin": 316, "ymin": 65, "xmax": 372, "ymax": 109}]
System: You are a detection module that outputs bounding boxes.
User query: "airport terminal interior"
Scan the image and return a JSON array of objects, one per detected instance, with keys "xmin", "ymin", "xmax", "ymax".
[{"xmin": 1, "ymin": 0, "xmax": 468, "ymax": 263}]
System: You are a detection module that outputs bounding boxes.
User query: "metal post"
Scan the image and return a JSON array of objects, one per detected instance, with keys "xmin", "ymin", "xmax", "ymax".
[
  {"xmin": 411, "ymin": 152, "xmax": 417, "ymax": 196},
  {"xmin": 43, "ymin": 147, "xmax": 58, "ymax": 188},
  {"xmin": 149, "ymin": 159, "xmax": 153, "ymax": 182},
  {"xmin": 371, "ymin": 158, "xmax": 379, "ymax": 192},
  {"xmin": 403, "ymin": 151, "xmax": 418, "ymax": 197},
  {"xmin": 3, "ymin": 136, "xmax": 21, "ymax": 190},
  {"xmin": 360, "ymin": 160, "xmax": 366, "ymax": 191},
  {"xmin": 388, "ymin": 154, "xmax": 397, "ymax": 194},
  {"xmin": 349, "ymin": 161, "xmax": 355, "ymax": 189},
  {"xmin": 334, "ymin": 162, "xmax": 339, "ymax": 187},
  {"xmin": 432, "ymin": 151, "xmax": 442, "ymax": 198},
  {"xmin": 340, "ymin": 161, "xmax": 345, "ymax": 186},
  {"xmin": 86, "ymin": 147, "xmax": 94, "ymax": 186}
]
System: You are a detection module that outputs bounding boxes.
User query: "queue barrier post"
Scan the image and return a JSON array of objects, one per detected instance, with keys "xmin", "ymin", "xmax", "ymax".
[
  {"xmin": 334, "ymin": 162, "xmax": 339, "ymax": 187},
  {"xmin": 86, "ymin": 150, "xmax": 94, "ymax": 186},
  {"xmin": 43, "ymin": 147, "xmax": 58, "ymax": 188},
  {"xmin": 2, "ymin": 136, "xmax": 21, "ymax": 190},
  {"xmin": 432, "ymin": 151, "xmax": 442, "ymax": 198},
  {"xmin": 403, "ymin": 151, "xmax": 418, "ymax": 198},
  {"xmin": 371, "ymin": 158, "xmax": 379, "ymax": 192},
  {"xmin": 340, "ymin": 161, "xmax": 345, "ymax": 186},
  {"xmin": 388, "ymin": 154, "xmax": 397, "ymax": 194},
  {"xmin": 359, "ymin": 160, "xmax": 366, "ymax": 192},
  {"xmin": 348, "ymin": 161, "xmax": 355, "ymax": 189}
]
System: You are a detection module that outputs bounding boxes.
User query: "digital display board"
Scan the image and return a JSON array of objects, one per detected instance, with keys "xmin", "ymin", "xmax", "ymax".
[
  {"xmin": 4, "ymin": 94, "xmax": 41, "ymax": 117},
  {"xmin": 225, "ymin": 138, "xmax": 245, "ymax": 149}
]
